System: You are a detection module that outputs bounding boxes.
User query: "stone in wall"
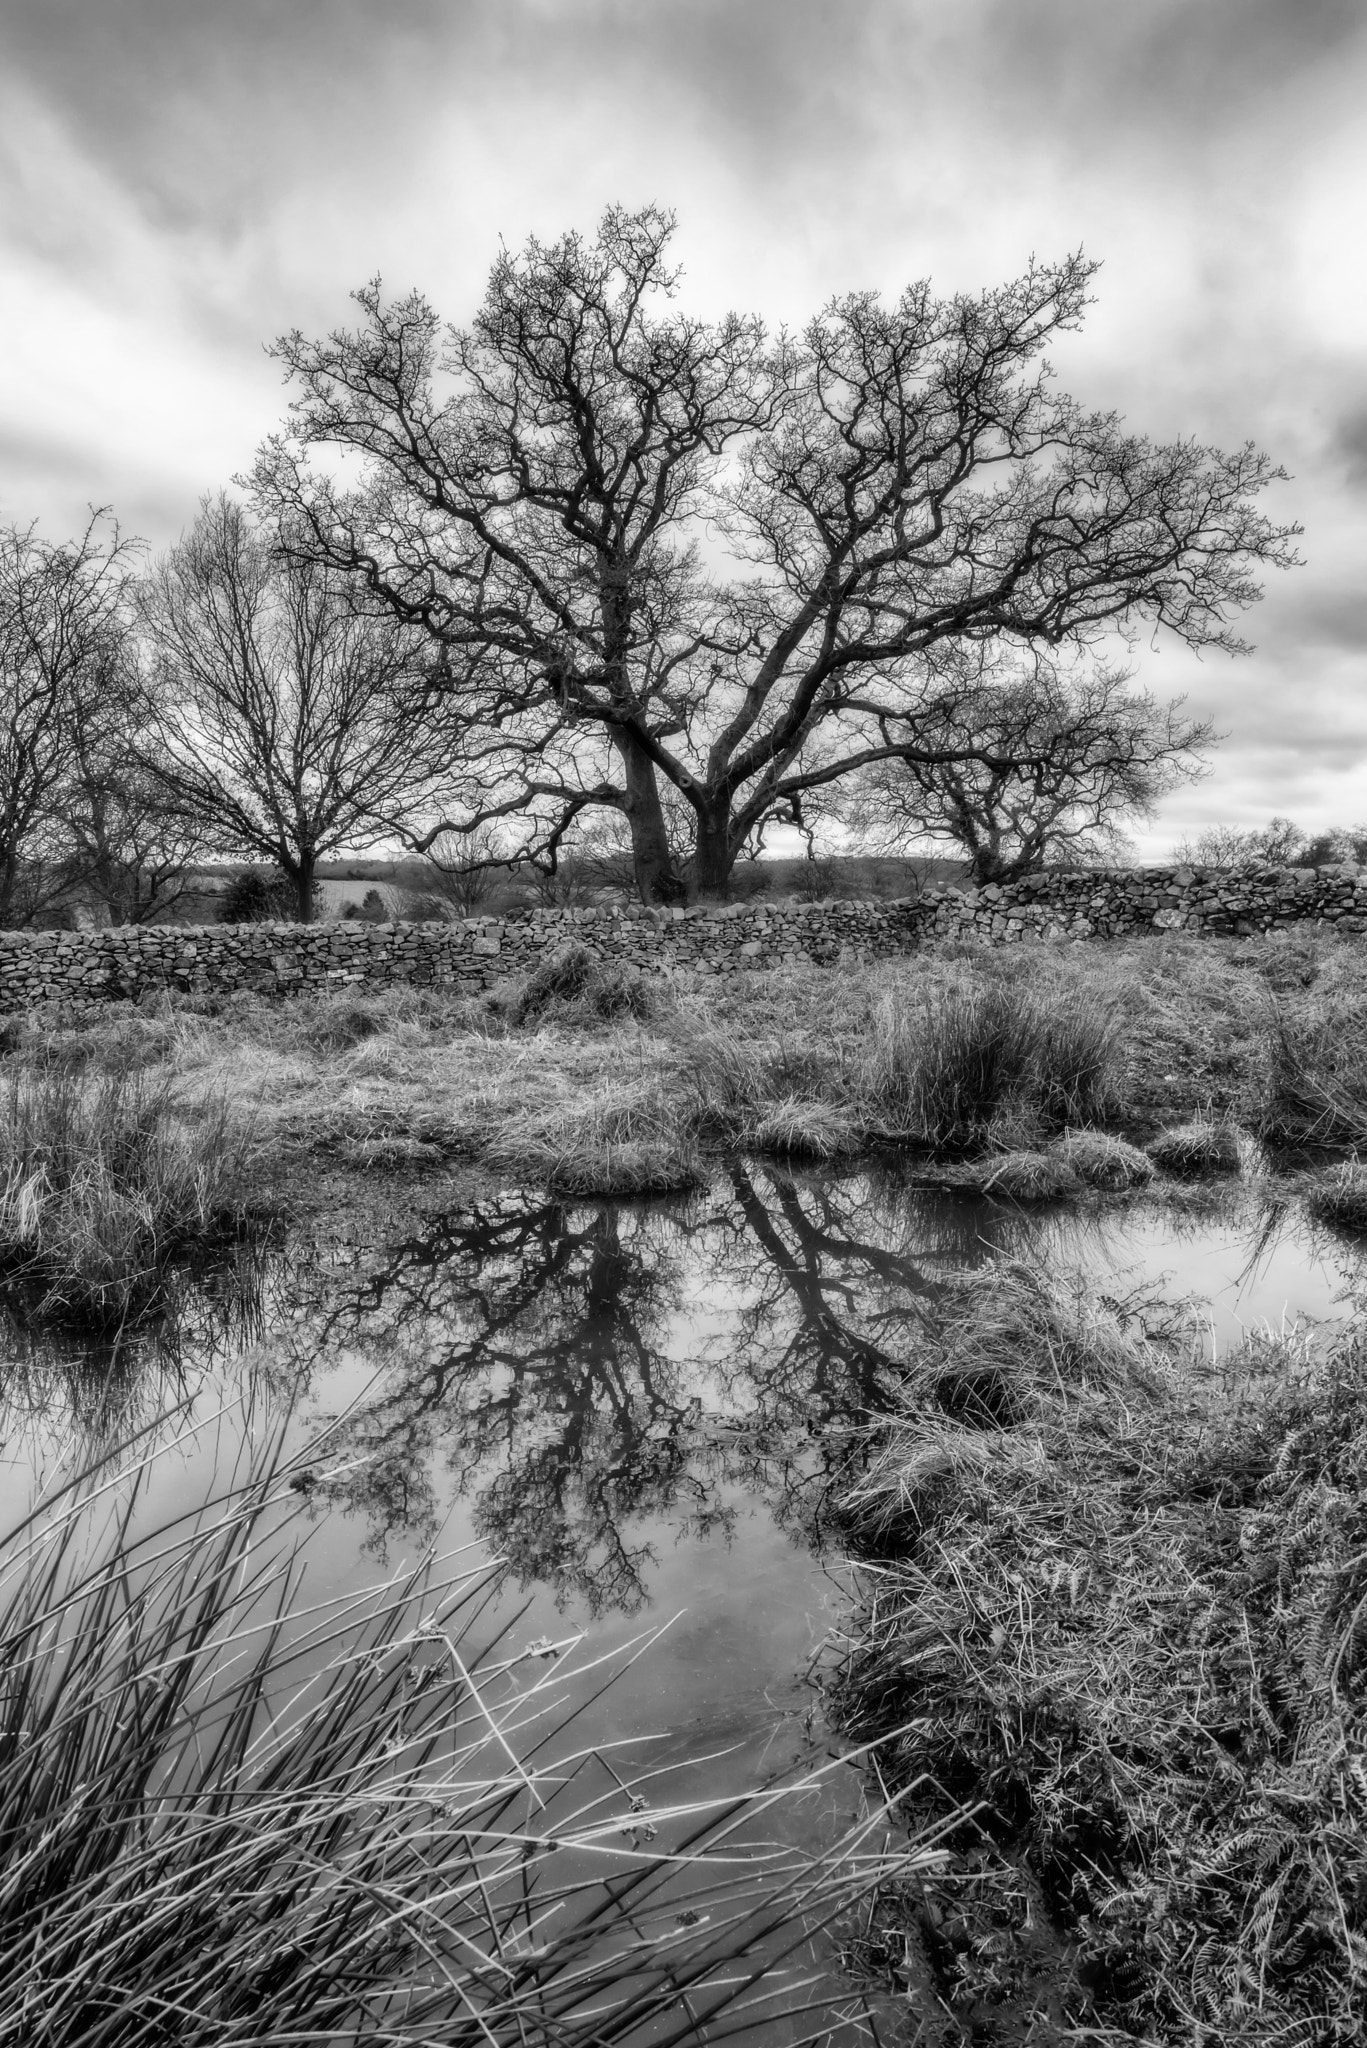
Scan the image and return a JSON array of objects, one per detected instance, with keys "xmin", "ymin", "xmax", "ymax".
[{"xmin": 2, "ymin": 865, "xmax": 1363, "ymax": 1017}]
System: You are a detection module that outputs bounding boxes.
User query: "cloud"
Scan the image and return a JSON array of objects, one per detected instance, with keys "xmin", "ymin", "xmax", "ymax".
[{"xmin": 0, "ymin": 0, "xmax": 1362, "ymax": 843}]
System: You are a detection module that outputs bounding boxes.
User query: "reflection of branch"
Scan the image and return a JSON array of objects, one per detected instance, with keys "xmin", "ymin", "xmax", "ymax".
[{"xmin": 294, "ymin": 1173, "xmax": 996, "ymax": 1614}]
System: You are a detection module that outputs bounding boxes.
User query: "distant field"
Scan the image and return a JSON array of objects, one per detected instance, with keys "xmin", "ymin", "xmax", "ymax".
[{"xmin": 172, "ymin": 852, "xmax": 970, "ymax": 924}]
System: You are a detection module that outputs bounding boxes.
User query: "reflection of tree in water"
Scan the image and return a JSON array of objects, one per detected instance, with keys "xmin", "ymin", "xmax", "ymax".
[{"xmin": 305, "ymin": 1166, "xmax": 1079, "ymax": 1616}]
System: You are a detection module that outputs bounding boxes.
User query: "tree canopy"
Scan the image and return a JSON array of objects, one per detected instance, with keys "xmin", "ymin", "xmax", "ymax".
[
  {"xmin": 139, "ymin": 495, "xmax": 442, "ymax": 921},
  {"xmin": 833, "ymin": 656, "xmax": 1214, "ymax": 881},
  {"xmin": 257, "ymin": 205, "xmax": 1297, "ymax": 900}
]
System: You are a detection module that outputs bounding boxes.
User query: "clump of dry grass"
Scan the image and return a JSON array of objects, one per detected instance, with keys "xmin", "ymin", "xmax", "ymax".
[
  {"xmin": 0, "ymin": 1064, "xmax": 251, "ymax": 1329},
  {"xmin": 974, "ymin": 1150, "xmax": 1084, "ymax": 1202},
  {"xmin": 1258, "ymin": 989, "xmax": 1367, "ymax": 1145},
  {"xmin": 1050, "ymin": 1127, "xmax": 1154, "ymax": 1191},
  {"xmin": 514, "ymin": 944, "xmax": 657, "ymax": 1028},
  {"xmin": 1146, "ymin": 1117, "xmax": 1243, "ymax": 1176},
  {"xmin": 1306, "ymin": 1159, "xmax": 1367, "ymax": 1233},
  {"xmin": 832, "ymin": 1266, "xmax": 1367, "ymax": 2044},
  {"xmin": 679, "ymin": 971, "xmax": 1121, "ymax": 1164},
  {"xmin": 747, "ymin": 1096, "xmax": 858, "ymax": 1160},
  {"xmin": 486, "ymin": 1076, "xmax": 703, "ymax": 1197},
  {"xmin": 857, "ymin": 976, "xmax": 1121, "ymax": 1152},
  {"xmin": 546, "ymin": 1138, "xmax": 703, "ymax": 1197},
  {"xmin": 0, "ymin": 1423, "xmax": 929, "ymax": 2046}
]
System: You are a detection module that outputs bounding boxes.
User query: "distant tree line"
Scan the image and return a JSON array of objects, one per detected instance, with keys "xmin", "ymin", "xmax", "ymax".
[
  {"xmin": 1173, "ymin": 817, "xmax": 1367, "ymax": 871},
  {"xmin": 0, "ymin": 208, "xmax": 1298, "ymax": 925}
]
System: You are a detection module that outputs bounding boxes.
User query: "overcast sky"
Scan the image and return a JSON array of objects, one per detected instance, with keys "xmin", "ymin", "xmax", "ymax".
[{"xmin": 1, "ymin": 0, "xmax": 1364, "ymax": 855}]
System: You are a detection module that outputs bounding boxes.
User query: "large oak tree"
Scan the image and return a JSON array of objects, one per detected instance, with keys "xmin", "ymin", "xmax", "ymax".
[{"xmin": 256, "ymin": 206, "xmax": 1297, "ymax": 902}]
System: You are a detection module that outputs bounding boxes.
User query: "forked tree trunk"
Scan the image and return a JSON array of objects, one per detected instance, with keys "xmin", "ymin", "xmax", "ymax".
[
  {"xmin": 690, "ymin": 803, "xmax": 736, "ymax": 899},
  {"xmin": 612, "ymin": 730, "xmax": 685, "ymax": 905}
]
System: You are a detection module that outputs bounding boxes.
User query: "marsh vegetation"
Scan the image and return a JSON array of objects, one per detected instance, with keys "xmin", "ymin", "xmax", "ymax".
[{"xmin": 7, "ymin": 928, "xmax": 1367, "ymax": 2042}]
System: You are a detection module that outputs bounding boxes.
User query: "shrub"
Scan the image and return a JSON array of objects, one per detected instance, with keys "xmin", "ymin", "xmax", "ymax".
[
  {"xmin": 218, "ymin": 868, "xmax": 292, "ymax": 923},
  {"xmin": 0, "ymin": 1065, "xmax": 248, "ymax": 1328}
]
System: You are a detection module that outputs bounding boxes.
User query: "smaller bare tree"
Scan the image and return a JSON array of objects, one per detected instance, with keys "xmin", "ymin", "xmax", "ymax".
[
  {"xmin": 837, "ymin": 660, "xmax": 1213, "ymax": 882},
  {"xmin": 0, "ymin": 514, "xmax": 139, "ymax": 925},
  {"xmin": 140, "ymin": 495, "xmax": 442, "ymax": 923}
]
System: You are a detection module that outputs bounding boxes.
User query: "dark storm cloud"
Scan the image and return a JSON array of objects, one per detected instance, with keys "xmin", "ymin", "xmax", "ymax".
[
  {"xmin": 981, "ymin": 0, "xmax": 1367, "ymax": 143},
  {"xmin": 0, "ymin": 0, "xmax": 888, "ymax": 237}
]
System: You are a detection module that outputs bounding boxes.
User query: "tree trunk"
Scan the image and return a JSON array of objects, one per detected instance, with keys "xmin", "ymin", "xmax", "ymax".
[
  {"xmin": 289, "ymin": 850, "xmax": 317, "ymax": 923},
  {"xmin": 611, "ymin": 730, "xmax": 685, "ymax": 905},
  {"xmin": 690, "ymin": 803, "xmax": 736, "ymax": 899}
]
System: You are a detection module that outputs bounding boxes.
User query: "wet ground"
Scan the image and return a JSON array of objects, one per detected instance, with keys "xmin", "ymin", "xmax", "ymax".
[{"xmin": 2, "ymin": 1163, "xmax": 1362, "ymax": 2035}]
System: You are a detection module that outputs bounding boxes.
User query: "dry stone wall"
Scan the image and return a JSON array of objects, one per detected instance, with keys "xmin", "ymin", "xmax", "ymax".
[
  {"xmin": 914, "ymin": 863, "xmax": 1367, "ymax": 943},
  {"xmin": 0, "ymin": 898, "xmax": 920, "ymax": 1014},
  {"xmin": 3, "ymin": 865, "xmax": 1364, "ymax": 1014}
]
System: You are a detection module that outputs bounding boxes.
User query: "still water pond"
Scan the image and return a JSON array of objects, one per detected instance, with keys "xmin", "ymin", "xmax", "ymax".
[{"xmin": 2, "ymin": 1163, "xmax": 1363, "ymax": 2010}]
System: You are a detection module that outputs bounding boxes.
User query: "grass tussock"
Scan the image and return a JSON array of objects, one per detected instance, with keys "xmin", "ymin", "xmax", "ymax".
[
  {"xmin": 485, "ymin": 1075, "xmax": 703, "ymax": 1198},
  {"xmin": 1306, "ymin": 1159, "xmax": 1367, "ymax": 1233},
  {"xmin": 1258, "ymin": 991, "xmax": 1367, "ymax": 1145},
  {"xmin": 681, "ymin": 971, "xmax": 1122, "ymax": 1164},
  {"xmin": 856, "ymin": 978, "xmax": 1121, "ymax": 1152},
  {"xmin": 0, "ymin": 1429, "xmax": 923, "ymax": 2047},
  {"xmin": 514, "ymin": 943, "xmax": 657, "ymax": 1027},
  {"xmin": 1146, "ymin": 1117, "xmax": 1243, "ymax": 1177},
  {"xmin": 1049, "ymin": 1127, "xmax": 1154, "ymax": 1191},
  {"xmin": 974, "ymin": 1150, "xmax": 1084, "ymax": 1202},
  {"xmin": 832, "ymin": 1265, "xmax": 1367, "ymax": 2044},
  {"xmin": 0, "ymin": 1065, "xmax": 249, "ymax": 1329}
]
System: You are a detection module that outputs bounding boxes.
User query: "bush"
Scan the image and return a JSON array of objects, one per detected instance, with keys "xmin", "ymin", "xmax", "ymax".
[{"xmin": 218, "ymin": 868, "xmax": 292, "ymax": 923}]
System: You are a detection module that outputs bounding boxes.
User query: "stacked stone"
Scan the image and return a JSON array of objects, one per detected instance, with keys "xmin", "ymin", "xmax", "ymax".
[
  {"xmin": 3, "ymin": 869, "xmax": 1364, "ymax": 1016},
  {"xmin": 0, "ymin": 897, "xmax": 922, "ymax": 1015},
  {"xmin": 911, "ymin": 864, "xmax": 1367, "ymax": 944}
]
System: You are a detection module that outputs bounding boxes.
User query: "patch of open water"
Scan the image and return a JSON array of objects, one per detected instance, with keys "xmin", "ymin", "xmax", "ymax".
[{"xmin": 2, "ymin": 1164, "xmax": 1362, "ymax": 2031}]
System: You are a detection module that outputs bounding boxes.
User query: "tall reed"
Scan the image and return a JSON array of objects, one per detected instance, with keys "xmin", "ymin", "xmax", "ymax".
[
  {"xmin": 857, "ymin": 978, "xmax": 1120, "ymax": 1151},
  {"xmin": 0, "ymin": 1417, "xmax": 927, "ymax": 2045},
  {"xmin": 0, "ymin": 1064, "xmax": 249, "ymax": 1329}
]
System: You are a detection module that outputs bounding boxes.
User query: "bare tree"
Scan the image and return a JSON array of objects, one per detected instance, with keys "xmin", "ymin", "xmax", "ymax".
[
  {"xmin": 256, "ymin": 206, "xmax": 1298, "ymax": 903},
  {"xmin": 835, "ymin": 658, "xmax": 1213, "ymax": 881},
  {"xmin": 65, "ymin": 722, "xmax": 209, "ymax": 924},
  {"xmin": 1171, "ymin": 815, "xmax": 1367, "ymax": 870},
  {"xmin": 139, "ymin": 495, "xmax": 441, "ymax": 923},
  {"xmin": 0, "ymin": 514, "xmax": 140, "ymax": 926}
]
